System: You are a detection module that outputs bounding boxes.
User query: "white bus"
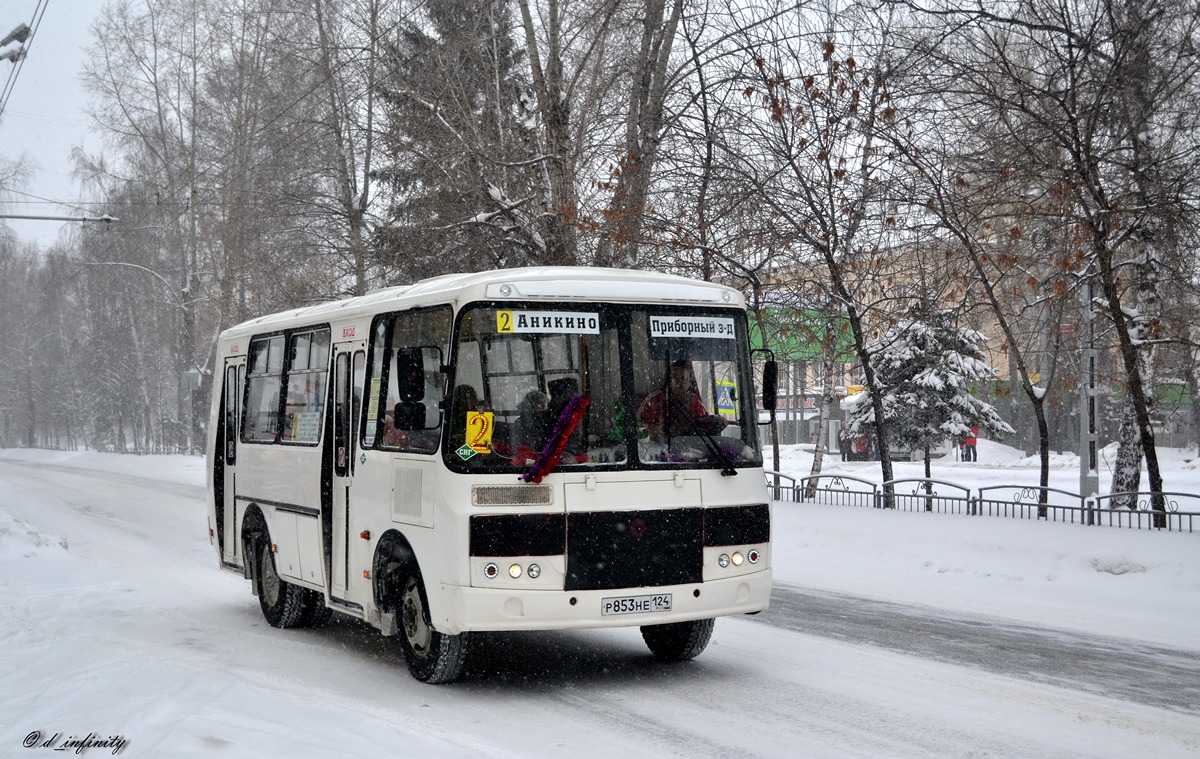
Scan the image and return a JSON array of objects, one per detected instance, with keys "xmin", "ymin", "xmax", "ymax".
[{"xmin": 206, "ymin": 267, "xmax": 775, "ymax": 683}]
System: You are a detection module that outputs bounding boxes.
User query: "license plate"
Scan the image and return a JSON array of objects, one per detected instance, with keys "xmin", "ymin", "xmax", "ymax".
[{"xmin": 600, "ymin": 593, "xmax": 673, "ymax": 616}]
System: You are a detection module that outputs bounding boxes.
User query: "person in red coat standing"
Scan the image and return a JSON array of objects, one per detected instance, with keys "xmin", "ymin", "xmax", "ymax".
[{"xmin": 962, "ymin": 425, "xmax": 979, "ymax": 462}]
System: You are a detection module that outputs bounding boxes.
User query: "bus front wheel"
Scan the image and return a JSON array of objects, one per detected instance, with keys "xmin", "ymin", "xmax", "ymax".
[
  {"xmin": 257, "ymin": 539, "xmax": 306, "ymax": 628},
  {"xmin": 640, "ymin": 618, "xmax": 715, "ymax": 662},
  {"xmin": 397, "ymin": 568, "xmax": 469, "ymax": 684}
]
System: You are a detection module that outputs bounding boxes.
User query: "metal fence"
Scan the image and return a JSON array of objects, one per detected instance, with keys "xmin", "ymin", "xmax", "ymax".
[{"xmin": 765, "ymin": 471, "xmax": 1200, "ymax": 533}]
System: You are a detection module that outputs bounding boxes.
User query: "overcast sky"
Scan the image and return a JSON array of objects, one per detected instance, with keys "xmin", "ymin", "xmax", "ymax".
[{"xmin": 1, "ymin": 0, "xmax": 103, "ymax": 249}]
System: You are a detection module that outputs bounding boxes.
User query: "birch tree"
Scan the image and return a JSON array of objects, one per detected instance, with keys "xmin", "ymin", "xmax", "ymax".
[
  {"xmin": 907, "ymin": 0, "xmax": 1200, "ymax": 512},
  {"xmin": 726, "ymin": 3, "xmax": 929, "ymax": 498},
  {"xmin": 311, "ymin": 0, "xmax": 386, "ymax": 295}
]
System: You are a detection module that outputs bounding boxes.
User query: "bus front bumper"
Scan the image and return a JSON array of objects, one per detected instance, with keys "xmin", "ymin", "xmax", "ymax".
[{"xmin": 430, "ymin": 569, "xmax": 772, "ymax": 634}]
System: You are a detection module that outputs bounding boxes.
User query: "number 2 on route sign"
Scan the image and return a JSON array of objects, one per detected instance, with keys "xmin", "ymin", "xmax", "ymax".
[{"xmin": 467, "ymin": 411, "xmax": 494, "ymax": 454}]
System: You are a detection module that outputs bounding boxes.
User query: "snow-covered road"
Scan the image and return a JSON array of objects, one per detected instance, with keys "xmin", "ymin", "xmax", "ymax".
[
  {"xmin": 2, "ymin": 454, "xmax": 1199, "ymax": 758},
  {"xmin": 756, "ymin": 584, "xmax": 1200, "ymax": 713}
]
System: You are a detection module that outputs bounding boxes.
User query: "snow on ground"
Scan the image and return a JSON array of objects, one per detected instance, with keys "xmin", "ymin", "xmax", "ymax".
[
  {"xmin": 1, "ymin": 442, "xmax": 1198, "ymax": 757},
  {"xmin": 766, "ymin": 439, "xmax": 1200, "ymax": 651},
  {"xmin": 3, "ymin": 440, "xmax": 1197, "ymax": 652}
]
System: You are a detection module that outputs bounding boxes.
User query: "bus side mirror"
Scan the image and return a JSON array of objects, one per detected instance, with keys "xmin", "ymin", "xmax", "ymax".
[
  {"xmin": 396, "ymin": 348, "xmax": 424, "ymax": 402},
  {"xmin": 396, "ymin": 346, "xmax": 443, "ymax": 403},
  {"xmin": 761, "ymin": 361, "xmax": 778, "ymax": 412}
]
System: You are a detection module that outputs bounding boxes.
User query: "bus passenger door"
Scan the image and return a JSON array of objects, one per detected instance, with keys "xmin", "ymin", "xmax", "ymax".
[
  {"xmin": 220, "ymin": 357, "xmax": 245, "ymax": 566},
  {"xmin": 331, "ymin": 347, "xmax": 365, "ymax": 599}
]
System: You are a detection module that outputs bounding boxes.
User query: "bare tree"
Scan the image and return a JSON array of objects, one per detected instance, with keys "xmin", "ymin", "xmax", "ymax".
[
  {"xmin": 722, "ymin": 3, "xmax": 934, "ymax": 498},
  {"xmin": 311, "ymin": 0, "xmax": 386, "ymax": 295},
  {"xmin": 80, "ymin": 0, "xmax": 348, "ymax": 449},
  {"xmin": 592, "ymin": 0, "xmax": 683, "ymax": 267},
  {"xmin": 906, "ymin": 0, "xmax": 1200, "ymax": 512},
  {"xmin": 889, "ymin": 87, "xmax": 1075, "ymax": 500},
  {"xmin": 513, "ymin": 0, "xmax": 700, "ymax": 267}
]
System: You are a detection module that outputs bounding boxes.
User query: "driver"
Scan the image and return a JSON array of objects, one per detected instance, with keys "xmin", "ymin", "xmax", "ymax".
[{"xmin": 638, "ymin": 360, "xmax": 728, "ymax": 440}]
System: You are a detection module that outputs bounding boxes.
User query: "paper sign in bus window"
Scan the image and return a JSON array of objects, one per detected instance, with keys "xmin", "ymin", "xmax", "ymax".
[{"xmin": 648, "ymin": 315, "xmax": 735, "ymax": 339}]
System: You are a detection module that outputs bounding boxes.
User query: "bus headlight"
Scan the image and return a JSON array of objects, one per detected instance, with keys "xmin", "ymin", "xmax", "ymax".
[
  {"xmin": 748, "ymin": 549, "xmax": 761, "ymax": 564},
  {"xmin": 508, "ymin": 563, "xmax": 523, "ymax": 579},
  {"xmin": 718, "ymin": 553, "xmax": 730, "ymax": 568},
  {"xmin": 484, "ymin": 563, "xmax": 499, "ymax": 579},
  {"xmin": 527, "ymin": 563, "xmax": 541, "ymax": 579},
  {"xmin": 731, "ymin": 551, "xmax": 744, "ymax": 567}
]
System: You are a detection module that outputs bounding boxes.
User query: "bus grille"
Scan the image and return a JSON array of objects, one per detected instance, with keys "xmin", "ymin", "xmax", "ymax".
[
  {"xmin": 472, "ymin": 484, "xmax": 553, "ymax": 507},
  {"xmin": 565, "ymin": 508, "xmax": 703, "ymax": 591}
]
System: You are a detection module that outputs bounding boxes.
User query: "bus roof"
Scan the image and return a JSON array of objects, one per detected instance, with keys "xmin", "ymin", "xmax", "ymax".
[{"xmin": 222, "ymin": 266, "xmax": 745, "ymax": 336}]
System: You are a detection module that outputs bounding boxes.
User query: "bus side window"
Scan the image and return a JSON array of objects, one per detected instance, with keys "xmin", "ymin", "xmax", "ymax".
[
  {"xmin": 334, "ymin": 353, "xmax": 350, "ymax": 476},
  {"xmin": 282, "ymin": 328, "xmax": 330, "ymax": 444},
  {"xmin": 224, "ymin": 365, "xmax": 239, "ymax": 464},
  {"xmin": 243, "ymin": 335, "xmax": 284, "ymax": 443},
  {"xmin": 362, "ymin": 319, "xmax": 388, "ymax": 448}
]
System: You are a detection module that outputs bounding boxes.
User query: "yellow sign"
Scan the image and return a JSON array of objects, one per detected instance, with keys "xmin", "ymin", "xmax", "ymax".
[{"xmin": 466, "ymin": 411, "xmax": 495, "ymax": 454}]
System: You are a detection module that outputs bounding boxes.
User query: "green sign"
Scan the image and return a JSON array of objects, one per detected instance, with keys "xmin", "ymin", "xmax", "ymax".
[{"xmin": 749, "ymin": 306, "xmax": 854, "ymax": 362}]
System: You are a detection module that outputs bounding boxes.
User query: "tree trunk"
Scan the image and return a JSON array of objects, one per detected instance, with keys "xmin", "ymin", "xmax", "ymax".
[
  {"xmin": 1094, "ymin": 229, "xmax": 1166, "ymax": 520},
  {"xmin": 1186, "ymin": 340, "xmax": 1200, "ymax": 457},
  {"xmin": 516, "ymin": 0, "xmax": 580, "ymax": 266},
  {"xmin": 594, "ymin": 0, "xmax": 683, "ymax": 268},
  {"xmin": 1111, "ymin": 403, "xmax": 1142, "ymax": 509},
  {"xmin": 804, "ymin": 322, "xmax": 840, "ymax": 499}
]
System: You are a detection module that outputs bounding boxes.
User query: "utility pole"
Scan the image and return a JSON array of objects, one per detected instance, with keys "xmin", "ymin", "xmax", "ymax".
[{"xmin": 1080, "ymin": 262, "xmax": 1100, "ymax": 516}]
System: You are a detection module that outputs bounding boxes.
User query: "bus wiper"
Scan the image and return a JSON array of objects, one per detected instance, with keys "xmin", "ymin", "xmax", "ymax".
[
  {"xmin": 521, "ymin": 395, "xmax": 591, "ymax": 484},
  {"xmin": 697, "ymin": 428, "xmax": 738, "ymax": 477},
  {"xmin": 666, "ymin": 398, "xmax": 737, "ymax": 477}
]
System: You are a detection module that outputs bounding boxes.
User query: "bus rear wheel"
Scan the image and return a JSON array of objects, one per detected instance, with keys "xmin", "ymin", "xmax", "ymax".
[
  {"xmin": 257, "ymin": 539, "xmax": 306, "ymax": 628},
  {"xmin": 397, "ymin": 569, "xmax": 469, "ymax": 683},
  {"xmin": 640, "ymin": 618, "xmax": 715, "ymax": 661},
  {"xmin": 298, "ymin": 588, "xmax": 333, "ymax": 627}
]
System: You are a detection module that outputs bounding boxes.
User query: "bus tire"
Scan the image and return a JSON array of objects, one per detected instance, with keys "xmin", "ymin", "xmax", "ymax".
[
  {"xmin": 256, "ymin": 538, "xmax": 306, "ymax": 629},
  {"xmin": 298, "ymin": 588, "xmax": 333, "ymax": 627},
  {"xmin": 640, "ymin": 618, "xmax": 715, "ymax": 662},
  {"xmin": 397, "ymin": 567, "xmax": 469, "ymax": 683}
]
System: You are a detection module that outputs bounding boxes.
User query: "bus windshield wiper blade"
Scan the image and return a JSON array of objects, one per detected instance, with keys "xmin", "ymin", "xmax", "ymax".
[
  {"xmin": 698, "ymin": 428, "xmax": 738, "ymax": 476},
  {"xmin": 667, "ymin": 398, "xmax": 737, "ymax": 476}
]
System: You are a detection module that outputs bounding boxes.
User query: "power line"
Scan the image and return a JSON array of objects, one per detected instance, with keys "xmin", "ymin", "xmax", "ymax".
[
  {"xmin": 5, "ymin": 187, "xmax": 98, "ymax": 216},
  {"xmin": 6, "ymin": 2, "xmax": 431, "ymax": 255}
]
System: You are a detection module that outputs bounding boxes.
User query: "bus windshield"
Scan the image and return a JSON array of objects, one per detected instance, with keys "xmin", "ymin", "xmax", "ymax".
[{"xmin": 445, "ymin": 303, "xmax": 762, "ymax": 474}]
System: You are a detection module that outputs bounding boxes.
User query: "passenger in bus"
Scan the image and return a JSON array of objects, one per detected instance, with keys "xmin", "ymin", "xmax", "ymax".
[
  {"xmin": 638, "ymin": 360, "xmax": 728, "ymax": 439},
  {"xmin": 547, "ymin": 377, "xmax": 579, "ymax": 419},
  {"xmin": 381, "ymin": 410, "xmax": 407, "ymax": 447},
  {"xmin": 515, "ymin": 389, "xmax": 550, "ymax": 451},
  {"xmin": 545, "ymin": 377, "xmax": 586, "ymax": 457}
]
